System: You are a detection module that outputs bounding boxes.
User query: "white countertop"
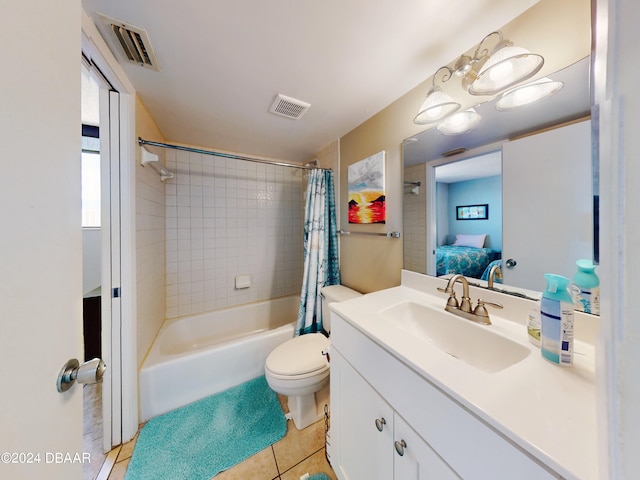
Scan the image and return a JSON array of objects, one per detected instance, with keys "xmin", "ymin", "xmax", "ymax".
[{"xmin": 331, "ymin": 270, "xmax": 598, "ymax": 480}]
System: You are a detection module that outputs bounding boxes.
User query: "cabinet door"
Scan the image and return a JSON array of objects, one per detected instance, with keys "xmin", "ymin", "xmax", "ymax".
[
  {"xmin": 394, "ymin": 414, "xmax": 461, "ymax": 480},
  {"xmin": 335, "ymin": 352, "xmax": 394, "ymax": 480}
]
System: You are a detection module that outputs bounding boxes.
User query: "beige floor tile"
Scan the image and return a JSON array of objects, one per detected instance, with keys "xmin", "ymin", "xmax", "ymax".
[
  {"xmin": 107, "ymin": 458, "xmax": 131, "ymax": 480},
  {"xmin": 117, "ymin": 430, "xmax": 139, "ymax": 462},
  {"xmin": 213, "ymin": 445, "xmax": 279, "ymax": 480},
  {"xmin": 273, "ymin": 418, "xmax": 326, "ymax": 473},
  {"xmin": 279, "ymin": 449, "xmax": 337, "ymax": 480}
]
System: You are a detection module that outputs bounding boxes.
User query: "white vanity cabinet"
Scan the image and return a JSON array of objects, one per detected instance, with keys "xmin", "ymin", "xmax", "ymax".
[
  {"xmin": 331, "ymin": 348, "xmax": 459, "ymax": 480},
  {"xmin": 329, "ymin": 310, "xmax": 561, "ymax": 480}
]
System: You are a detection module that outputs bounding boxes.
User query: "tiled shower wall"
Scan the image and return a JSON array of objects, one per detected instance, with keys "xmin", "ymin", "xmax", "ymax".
[
  {"xmin": 136, "ymin": 98, "xmax": 168, "ymax": 367},
  {"xmin": 164, "ymin": 149, "xmax": 305, "ymax": 318}
]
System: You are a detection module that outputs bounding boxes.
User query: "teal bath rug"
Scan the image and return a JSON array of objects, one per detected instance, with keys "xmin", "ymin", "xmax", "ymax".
[
  {"xmin": 307, "ymin": 474, "xmax": 331, "ymax": 480},
  {"xmin": 125, "ymin": 376, "xmax": 286, "ymax": 480}
]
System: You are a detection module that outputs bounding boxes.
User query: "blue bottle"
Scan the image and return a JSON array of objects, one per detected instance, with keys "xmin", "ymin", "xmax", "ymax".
[
  {"xmin": 572, "ymin": 259, "xmax": 600, "ymax": 315},
  {"xmin": 540, "ymin": 274, "xmax": 575, "ymax": 366}
]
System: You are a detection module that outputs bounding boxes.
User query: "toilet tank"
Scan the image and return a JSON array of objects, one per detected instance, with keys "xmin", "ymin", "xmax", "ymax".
[{"xmin": 321, "ymin": 285, "xmax": 361, "ymax": 333}]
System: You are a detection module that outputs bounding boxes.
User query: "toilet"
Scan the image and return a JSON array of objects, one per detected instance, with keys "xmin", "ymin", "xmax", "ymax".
[{"xmin": 265, "ymin": 285, "xmax": 361, "ymax": 430}]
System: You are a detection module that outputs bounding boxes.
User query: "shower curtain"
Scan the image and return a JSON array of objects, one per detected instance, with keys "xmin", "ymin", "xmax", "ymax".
[{"xmin": 296, "ymin": 169, "xmax": 340, "ymax": 336}]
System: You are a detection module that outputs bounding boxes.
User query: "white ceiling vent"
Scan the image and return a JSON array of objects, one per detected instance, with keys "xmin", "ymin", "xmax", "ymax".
[
  {"xmin": 269, "ymin": 94, "xmax": 311, "ymax": 120},
  {"xmin": 98, "ymin": 14, "xmax": 160, "ymax": 71}
]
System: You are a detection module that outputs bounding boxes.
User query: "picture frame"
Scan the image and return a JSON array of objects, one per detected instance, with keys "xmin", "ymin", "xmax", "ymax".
[
  {"xmin": 347, "ymin": 151, "xmax": 386, "ymax": 224},
  {"xmin": 456, "ymin": 204, "xmax": 489, "ymax": 220}
]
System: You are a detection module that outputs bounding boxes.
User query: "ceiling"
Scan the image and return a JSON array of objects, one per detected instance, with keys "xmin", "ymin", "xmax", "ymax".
[
  {"xmin": 82, "ymin": 0, "xmax": 539, "ymax": 162},
  {"xmin": 434, "ymin": 151, "xmax": 502, "ymax": 183}
]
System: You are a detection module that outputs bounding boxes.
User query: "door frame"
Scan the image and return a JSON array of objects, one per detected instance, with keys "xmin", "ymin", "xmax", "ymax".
[
  {"xmin": 82, "ymin": 10, "xmax": 138, "ymax": 446},
  {"xmin": 423, "ymin": 141, "xmax": 503, "ymax": 277}
]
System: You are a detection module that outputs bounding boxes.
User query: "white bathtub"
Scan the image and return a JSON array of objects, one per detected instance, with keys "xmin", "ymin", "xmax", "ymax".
[{"xmin": 139, "ymin": 295, "xmax": 298, "ymax": 421}]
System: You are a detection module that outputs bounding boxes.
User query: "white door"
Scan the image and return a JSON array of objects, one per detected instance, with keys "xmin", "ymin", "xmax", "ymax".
[
  {"xmin": 102, "ymin": 89, "xmax": 122, "ymax": 449},
  {"xmin": 0, "ymin": 2, "xmax": 84, "ymax": 478},
  {"xmin": 82, "ymin": 57, "xmax": 123, "ymax": 456},
  {"xmin": 502, "ymin": 120, "xmax": 593, "ymax": 290}
]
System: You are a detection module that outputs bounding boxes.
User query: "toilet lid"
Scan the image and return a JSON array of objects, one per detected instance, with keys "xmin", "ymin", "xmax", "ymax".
[{"xmin": 266, "ymin": 333, "xmax": 329, "ymax": 376}]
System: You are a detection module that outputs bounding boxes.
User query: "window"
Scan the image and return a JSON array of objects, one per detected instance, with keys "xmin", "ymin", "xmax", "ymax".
[
  {"xmin": 81, "ymin": 66, "xmax": 101, "ymax": 228},
  {"xmin": 82, "ymin": 127, "xmax": 101, "ymax": 227}
]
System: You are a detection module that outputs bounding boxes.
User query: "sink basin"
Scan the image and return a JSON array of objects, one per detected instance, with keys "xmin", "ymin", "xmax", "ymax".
[{"xmin": 379, "ymin": 301, "xmax": 530, "ymax": 373}]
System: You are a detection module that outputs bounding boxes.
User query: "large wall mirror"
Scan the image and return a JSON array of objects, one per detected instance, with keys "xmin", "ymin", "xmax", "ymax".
[{"xmin": 402, "ymin": 54, "xmax": 595, "ymax": 301}]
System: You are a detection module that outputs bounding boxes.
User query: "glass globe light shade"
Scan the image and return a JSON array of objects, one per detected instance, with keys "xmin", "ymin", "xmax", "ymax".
[
  {"xmin": 469, "ymin": 41, "xmax": 544, "ymax": 96},
  {"xmin": 496, "ymin": 78, "xmax": 564, "ymax": 110},
  {"xmin": 436, "ymin": 108, "xmax": 481, "ymax": 135},
  {"xmin": 414, "ymin": 86, "xmax": 461, "ymax": 125}
]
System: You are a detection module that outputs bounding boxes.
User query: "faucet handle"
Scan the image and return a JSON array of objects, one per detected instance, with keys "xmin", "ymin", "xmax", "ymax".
[
  {"xmin": 473, "ymin": 299, "xmax": 503, "ymax": 319},
  {"xmin": 437, "ymin": 287, "xmax": 459, "ymax": 308}
]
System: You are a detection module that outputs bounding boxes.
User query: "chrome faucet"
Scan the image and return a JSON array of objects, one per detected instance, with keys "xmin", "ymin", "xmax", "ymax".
[
  {"xmin": 487, "ymin": 264, "xmax": 503, "ymax": 289},
  {"xmin": 437, "ymin": 274, "xmax": 503, "ymax": 325}
]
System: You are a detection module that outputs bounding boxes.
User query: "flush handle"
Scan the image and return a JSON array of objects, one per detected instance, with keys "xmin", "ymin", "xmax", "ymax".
[
  {"xmin": 505, "ymin": 258, "xmax": 517, "ymax": 268},
  {"xmin": 374, "ymin": 417, "xmax": 386, "ymax": 432},
  {"xmin": 56, "ymin": 358, "xmax": 106, "ymax": 393}
]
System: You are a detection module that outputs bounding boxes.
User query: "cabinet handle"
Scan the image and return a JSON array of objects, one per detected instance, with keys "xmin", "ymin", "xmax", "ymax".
[
  {"xmin": 374, "ymin": 417, "xmax": 386, "ymax": 432},
  {"xmin": 394, "ymin": 439, "xmax": 407, "ymax": 456}
]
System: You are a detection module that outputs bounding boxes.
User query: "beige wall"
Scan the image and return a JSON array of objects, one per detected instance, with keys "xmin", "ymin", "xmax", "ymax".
[
  {"xmin": 135, "ymin": 97, "xmax": 167, "ymax": 367},
  {"xmin": 338, "ymin": 0, "xmax": 591, "ymax": 293},
  {"xmin": 339, "ymin": 112, "xmax": 406, "ymax": 293},
  {"xmin": 315, "ymin": 140, "xmax": 341, "ymax": 221}
]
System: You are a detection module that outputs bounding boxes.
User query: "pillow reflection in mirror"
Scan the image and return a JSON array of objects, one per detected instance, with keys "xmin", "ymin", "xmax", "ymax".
[{"xmin": 453, "ymin": 234, "xmax": 486, "ymax": 248}]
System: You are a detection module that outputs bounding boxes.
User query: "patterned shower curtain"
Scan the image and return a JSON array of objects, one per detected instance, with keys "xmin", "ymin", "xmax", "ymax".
[{"xmin": 296, "ymin": 169, "xmax": 340, "ymax": 336}]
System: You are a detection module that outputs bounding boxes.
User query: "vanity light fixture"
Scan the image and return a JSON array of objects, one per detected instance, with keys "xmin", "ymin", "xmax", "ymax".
[
  {"xmin": 414, "ymin": 67, "xmax": 461, "ymax": 125},
  {"xmin": 436, "ymin": 108, "xmax": 481, "ymax": 135},
  {"xmin": 495, "ymin": 77, "xmax": 564, "ymax": 111},
  {"xmin": 414, "ymin": 31, "xmax": 545, "ymax": 128}
]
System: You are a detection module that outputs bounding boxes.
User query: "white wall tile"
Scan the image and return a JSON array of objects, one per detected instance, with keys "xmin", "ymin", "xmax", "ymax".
[
  {"xmin": 136, "ymin": 148, "xmax": 167, "ymax": 367},
  {"xmin": 164, "ymin": 152, "xmax": 305, "ymax": 318}
]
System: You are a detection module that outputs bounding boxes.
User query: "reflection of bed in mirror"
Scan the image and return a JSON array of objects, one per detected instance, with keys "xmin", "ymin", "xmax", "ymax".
[{"xmin": 435, "ymin": 234, "xmax": 501, "ymax": 279}]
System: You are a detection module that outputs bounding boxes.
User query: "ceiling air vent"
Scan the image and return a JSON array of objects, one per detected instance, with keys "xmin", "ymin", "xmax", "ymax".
[
  {"xmin": 269, "ymin": 94, "xmax": 311, "ymax": 120},
  {"xmin": 98, "ymin": 14, "xmax": 160, "ymax": 71},
  {"xmin": 442, "ymin": 147, "xmax": 467, "ymax": 157}
]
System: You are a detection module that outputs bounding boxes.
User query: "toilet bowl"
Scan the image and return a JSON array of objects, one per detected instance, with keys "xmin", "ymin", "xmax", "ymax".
[{"xmin": 265, "ymin": 285, "xmax": 361, "ymax": 430}]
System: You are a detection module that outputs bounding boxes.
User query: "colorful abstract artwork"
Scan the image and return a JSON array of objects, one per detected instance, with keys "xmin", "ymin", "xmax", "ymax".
[{"xmin": 348, "ymin": 151, "xmax": 386, "ymax": 224}]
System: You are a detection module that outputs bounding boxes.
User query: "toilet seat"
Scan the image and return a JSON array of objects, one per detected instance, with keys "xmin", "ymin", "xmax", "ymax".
[{"xmin": 265, "ymin": 333, "xmax": 329, "ymax": 377}]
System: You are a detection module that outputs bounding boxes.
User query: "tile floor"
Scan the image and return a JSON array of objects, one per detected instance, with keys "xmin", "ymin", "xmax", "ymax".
[{"xmin": 105, "ymin": 394, "xmax": 337, "ymax": 480}]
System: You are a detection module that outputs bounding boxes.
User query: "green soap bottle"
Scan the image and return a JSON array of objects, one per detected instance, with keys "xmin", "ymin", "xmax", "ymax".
[
  {"xmin": 572, "ymin": 259, "xmax": 600, "ymax": 315},
  {"xmin": 540, "ymin": 274, "xmax": 575, "ymax": 366}
]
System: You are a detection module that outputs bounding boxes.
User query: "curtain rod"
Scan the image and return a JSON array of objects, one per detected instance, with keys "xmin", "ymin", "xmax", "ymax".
[{"xmin": 138, "ymin": 138, "xmax": 330, "ymax": 171}]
